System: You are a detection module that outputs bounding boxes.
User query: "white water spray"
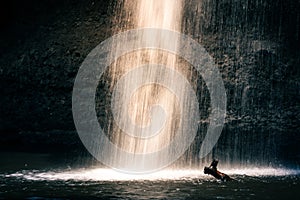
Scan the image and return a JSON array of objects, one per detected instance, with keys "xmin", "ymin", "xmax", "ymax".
[
  {"xmin": 107, "ymin": 0, "xmax": 197, "ymax": 171},
  {"xmin": 73, "ymin": 0, "xmax": 226, "ymax": 173}
]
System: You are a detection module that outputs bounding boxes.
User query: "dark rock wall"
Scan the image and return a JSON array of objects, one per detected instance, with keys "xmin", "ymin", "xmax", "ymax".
[
  {"xmin": 182, "ymin": 0, "xmax": 300, "ymax": 167},
  {"xmin": 0, "ymin": 0, "xmax": 112, "ymax": 132},
  {"xmin": 0, "ymin": 0, "xmax": 299, "ymax": 167}
]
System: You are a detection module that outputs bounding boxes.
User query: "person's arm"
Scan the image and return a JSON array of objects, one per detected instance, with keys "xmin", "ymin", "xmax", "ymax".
[{"xmin": 210, "ymin": 159, "xmax": 219, "ymax": 170}]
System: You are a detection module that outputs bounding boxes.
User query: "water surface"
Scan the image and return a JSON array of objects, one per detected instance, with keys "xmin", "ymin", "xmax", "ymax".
[{"xmin": 1, "ymin": 152, "xmax": 299, "ymax": 199}]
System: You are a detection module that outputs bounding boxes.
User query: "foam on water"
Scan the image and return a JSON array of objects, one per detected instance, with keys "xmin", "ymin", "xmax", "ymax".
[
  {"xmin": 225, "ymin": 168, "xmax": 300, "ymax": 176},
  {"xmin": 4, "ymin": 168, "xmax": 300, "ymax": 182}
]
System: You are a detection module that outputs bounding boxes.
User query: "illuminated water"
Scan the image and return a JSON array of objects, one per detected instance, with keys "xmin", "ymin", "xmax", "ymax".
[
  {"xmin": 1, "ymin": 169, "xmax": 300, "ymax": 199},
  {"xmin": 1, "ymin": 152, "xmax": 299, "ymax": 199},
  {"xmin": 101, "ymin": 0, "xmax": 199, "ymax": 172}
]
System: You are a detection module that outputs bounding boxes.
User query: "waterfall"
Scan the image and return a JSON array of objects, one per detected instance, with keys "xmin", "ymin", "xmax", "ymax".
[
  {"xmin": 102, "ymin": 0, "xmax": 202, "ymax": 172},
  {"xmin": 66, "ymin": 0, "xmax": 300, "ymax": 176}
]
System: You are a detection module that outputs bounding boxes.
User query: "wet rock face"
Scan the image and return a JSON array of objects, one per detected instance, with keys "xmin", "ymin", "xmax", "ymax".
[
  {"xmin": 0, "ymin": 0, "xmax": 112, "ymax": 132},
  {"xmin": 182, "ymin": 0, "xmax": 300, "ymax": 167},
  {"xmin": 0, "ymin": 0, "xmax": 299, "ymax": 166}
]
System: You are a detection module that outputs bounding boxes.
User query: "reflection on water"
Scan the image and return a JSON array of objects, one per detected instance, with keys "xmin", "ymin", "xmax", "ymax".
[
  {"xmin": 3, "ymin": 168, "xmax": 300, "ymax": 182},
  {"xmin": 1, "ymin": 152, "xmax": 299, "ymax": 199},
  {"xmin": 1, "ymin": 168, "xmax": 300, "ymax": 199}
]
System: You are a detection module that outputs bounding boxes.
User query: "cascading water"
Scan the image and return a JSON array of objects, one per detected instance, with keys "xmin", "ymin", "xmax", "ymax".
[
  {"xmin": 100, "ymin": 0, "xmax": 203, "ymax": 172},
  {"xmin": 74, "ymin": 0, "xmax": 293, "ymax": 173}
]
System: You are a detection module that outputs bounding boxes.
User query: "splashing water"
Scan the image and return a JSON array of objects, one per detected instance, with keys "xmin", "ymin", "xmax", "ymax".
[
  {"xmin": 73, "ymin": 0, "xmax": 227, "ymax": 173},
  {"xmin": 101, "ymin": 0, "xmax": 200, "ymax": 172},
  {"xmin": 4, "ymin": 168, "xmax": 300, "ymax": 182}
]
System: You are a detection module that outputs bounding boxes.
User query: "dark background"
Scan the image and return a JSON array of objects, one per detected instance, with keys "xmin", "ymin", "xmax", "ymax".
[{"xmin": 0, "ymin": 0, "xmax": 299, "ymax": 167}]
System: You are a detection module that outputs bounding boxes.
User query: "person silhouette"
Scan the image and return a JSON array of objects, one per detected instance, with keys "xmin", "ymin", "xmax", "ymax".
[{"xmin": 204, "ymin": 159, "xmax": 231, "ymax": 182}]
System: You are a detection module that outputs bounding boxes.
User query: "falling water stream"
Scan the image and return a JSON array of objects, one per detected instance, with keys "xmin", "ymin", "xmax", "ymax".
[{"xmin": 103, "ymin": 0, "xmax": 201, "ymax": 172}]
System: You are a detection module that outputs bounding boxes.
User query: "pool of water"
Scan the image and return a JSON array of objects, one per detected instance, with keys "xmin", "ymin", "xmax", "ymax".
[{"xmin": 1, "ymin": 152, "xmax": 299, "ymax": 199}]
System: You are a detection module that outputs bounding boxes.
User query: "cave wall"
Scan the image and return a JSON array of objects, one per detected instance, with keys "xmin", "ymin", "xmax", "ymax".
[
  {"xmin": 181, "ymin": 0, "xmax": 300, "ymax": 166},
  {"xmin": 0, "ymin": 0, "xmax": 299, "ymax": 166},
  {"xmin": 0, "ymin": 0, "xmax": 112, "ymax": 132}
]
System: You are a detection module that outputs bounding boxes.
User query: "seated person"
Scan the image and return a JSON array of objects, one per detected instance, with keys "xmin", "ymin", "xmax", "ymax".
[{"xmin": 204, "ymin": 159, "xmax": 231, "ymax": 181}]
